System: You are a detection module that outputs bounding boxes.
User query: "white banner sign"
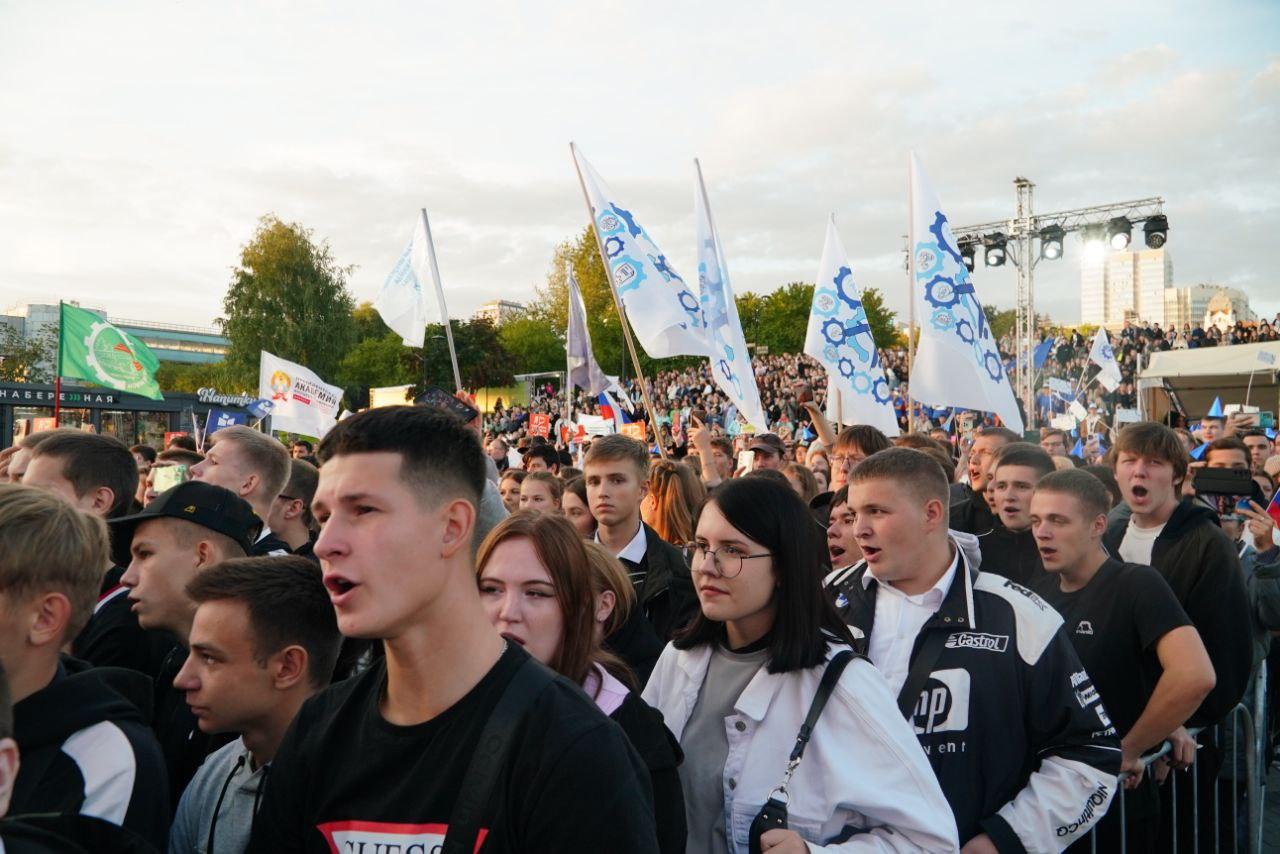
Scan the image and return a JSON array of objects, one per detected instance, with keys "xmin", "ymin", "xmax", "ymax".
[{"xmin": 258, "ymin": 351, "xmax": 342, "ymax": 439}]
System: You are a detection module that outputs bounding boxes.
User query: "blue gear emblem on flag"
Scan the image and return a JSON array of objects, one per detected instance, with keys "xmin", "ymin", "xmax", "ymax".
[
  {"xmin": 931, "ymin": 308, "xmax": 956, "ymax": 332},
  {"xmin": 822, "ymin": 319, "xmax": 846, "ymax": 346},
  {"xmin": 609, "ymin": 204, "xmax": 644, "ymax": 239},
  {"xmin": 923, "ymin": 275, "xmax": 960, "ymax": 309},
  {"xmin": 603, "ymin": 236, "xmax": 624, "ymax": 258},
  {"xmin": 984, "ymin": 351, "xmax": 1004, "ymax": 381},
  {"xmin": 928, "ymin": 211, "xmax": 963, "ymax": 265},
  {"xmin": 851, "ymin": 370, "xmax": 873, "ymax": 394},
  {"xmin": 838, "ymin": 357, "xmax": 855, "ymax": 378},
  {"xmin": 832, "ymin": 267, "xmax": 863, "ymax": 311},
  {"xmin": 872, "ymin": 378, "xmax": 891, "ymax": 404},
  {"xmin": 650, "ymin": 253, "xmax": 686, "ymax": 286},
  {"xmin": 956, "ymin": 318, "xmax": 975, "ymax": 344}
]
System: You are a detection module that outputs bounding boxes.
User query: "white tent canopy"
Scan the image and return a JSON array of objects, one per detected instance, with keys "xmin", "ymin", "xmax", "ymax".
[{"xmin": 1138, "ymin": 341, "xmax": 1280, "ymax": 422}]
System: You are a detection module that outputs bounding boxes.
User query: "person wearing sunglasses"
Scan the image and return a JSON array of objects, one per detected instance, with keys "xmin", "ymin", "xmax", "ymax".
[{"xmin": 643, "ymin": 477, "xmax": 956, "ymax": 853}]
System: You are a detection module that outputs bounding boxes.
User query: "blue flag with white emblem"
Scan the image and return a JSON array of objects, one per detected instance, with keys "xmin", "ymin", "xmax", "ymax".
[
  {"xmin": 207, "ymin": 407, "xmax": 248, "ymax": 434},
  {"xmin": 803, "ymin": 216, "xmax": 900, "ymax": 436},
  {"xmin": 573, "ymin": 146, "xmax": 711, "ymax": 359},
  {"xmin": 909, "ymin": 154, "xmax": 1024, "ymax": 432},
  {"xmin": 694, "ymin": 161, "xmax": 768, "ymax": 431}
]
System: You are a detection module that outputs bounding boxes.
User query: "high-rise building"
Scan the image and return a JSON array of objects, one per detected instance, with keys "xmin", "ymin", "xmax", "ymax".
[
  {"xmin": 1079, "ymin": 247, "xmax": 1172, "ymax": 328},
  {"xmin": 473, "ymin": 299, "xmax": 526, "ymax": 325},
  {"xmin": 1162, "ymin": 284, "xmax": 1255, "ymax": 330}
]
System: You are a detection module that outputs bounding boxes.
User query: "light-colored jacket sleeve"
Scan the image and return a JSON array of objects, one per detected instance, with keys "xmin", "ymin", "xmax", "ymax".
[{"xmin": 808, "ymin": 659, "xmax": 959, "ymax": 853}]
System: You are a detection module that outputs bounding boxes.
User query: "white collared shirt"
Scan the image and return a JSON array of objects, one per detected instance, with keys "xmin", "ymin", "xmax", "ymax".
[
  {"xmin": 597, "ymin": 522, "xmax": 648, "ymax": 565},
  {"xmin": 864, "ymin": 550, "xmax": 958, "ymax": 699}
]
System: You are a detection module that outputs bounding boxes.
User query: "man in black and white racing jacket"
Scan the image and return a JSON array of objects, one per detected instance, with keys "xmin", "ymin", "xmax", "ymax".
[{"xmin": 829, "ymin": 448, "xmax": 1121, "ymax": 853}]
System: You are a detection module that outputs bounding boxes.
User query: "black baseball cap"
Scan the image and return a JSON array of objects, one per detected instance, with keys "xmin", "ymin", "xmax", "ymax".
[
  {"xmin": 108, "ymin": 481, "xmax": 263, "ymax": 567},
  {"xmin": 747, "ymin": 433, "xmax": 786, "ymax": 457}
]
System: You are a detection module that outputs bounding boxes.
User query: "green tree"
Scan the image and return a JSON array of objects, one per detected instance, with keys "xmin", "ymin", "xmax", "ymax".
[
  {"xmin": 499, "ymin": 315, "xmax": 564, "ymax": 375},
  {"xmin": 351, "ymin": 301, "xmax": 392, "ymax": 342},
  {"xmin": 983, "ymin": 304, "xmax": 1018, "ymax": 342},
  {"xmin": 335, "ymin": 331, "xmax": 416, "ymax": 390},
  {"xmin": 219, "ymin": 215, "xmax": 357, "ymax": 391},
  {"xmin": 0, "ymin": 323, "xmax": 56, "ymax": 383},
  {"xmin": 860, "ymin": 287, "xmax": 902, "ymax": 348},
  {"xmin": 414, "ymin": 319, "xmax": 515, "ymax": 395},
  {"xmin": 754, "ymin": 282, "xmax": 814, "ymax": 355},
  {"xmin": 155, "ymin": 361, "xmax": 232, "ymax": 393}
]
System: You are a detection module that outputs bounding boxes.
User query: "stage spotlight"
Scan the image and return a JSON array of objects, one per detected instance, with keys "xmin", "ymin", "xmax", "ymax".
[
  {"xmin": 1107, "ymin": 217, "xmax": 1132, "ymax": 250},
  {"xmin": 960, "ymin": 240, "xmax": 978, "ymax": 272},
  {"xmin": 1039, "ymin": 225, "xmax": 1065, "ymax": 260},
  {"xmin": 984, "ymin": 232, "xmax": 1007, "ymax": 267},
  {"xmin": 1144, "ymin": 215, "xmax": 1168, "ymax": 249}
]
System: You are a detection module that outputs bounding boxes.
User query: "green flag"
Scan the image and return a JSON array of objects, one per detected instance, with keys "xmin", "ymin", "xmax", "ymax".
[{"xmin": 58, "ymin": 303, "xmax": 164, "ymax": 400}]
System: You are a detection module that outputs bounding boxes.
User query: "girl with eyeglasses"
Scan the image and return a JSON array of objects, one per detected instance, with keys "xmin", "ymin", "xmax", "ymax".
[{"xmin": 643, "ymin": 477, "xmax": 957, "ymax": 853}]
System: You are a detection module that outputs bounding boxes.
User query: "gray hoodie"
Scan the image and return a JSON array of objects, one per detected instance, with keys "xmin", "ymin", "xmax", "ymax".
[{"xmin": 168, "ymin": 738, "xmax": 268, "ymax": 854}]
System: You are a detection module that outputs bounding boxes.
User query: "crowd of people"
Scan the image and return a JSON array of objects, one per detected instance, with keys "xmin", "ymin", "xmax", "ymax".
[{"xmin": 0, "ymin": 330, "xmax": 1276, "ymax": 852}]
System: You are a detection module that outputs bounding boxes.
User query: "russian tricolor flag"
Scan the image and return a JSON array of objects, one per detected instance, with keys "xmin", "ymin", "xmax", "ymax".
[{"xmin": 597, "ymin": 391, "xmax": 631, "ymax": 425}]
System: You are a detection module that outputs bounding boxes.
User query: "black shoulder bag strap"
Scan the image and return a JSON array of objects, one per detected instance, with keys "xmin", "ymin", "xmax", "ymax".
[
  {"xmin": 895, "ymin": 627, "xmax": 950, "ymax": 720},
  {"xmin": 748, "ymin": 650, "xmax": 856, "ymax": 854},
  {"xmin": 441, "ymin": 653, "xmax": 556, "ymax": 854}
]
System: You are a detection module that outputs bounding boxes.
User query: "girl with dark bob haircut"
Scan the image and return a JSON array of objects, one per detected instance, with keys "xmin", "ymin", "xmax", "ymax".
[{"xmin": 643, "ymin": 477, "xmax": 957, "ymax": 852}]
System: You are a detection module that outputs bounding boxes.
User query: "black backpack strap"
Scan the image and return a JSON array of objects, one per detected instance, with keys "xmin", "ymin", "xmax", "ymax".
[
  {"xmin": 441, "ymin": 653, "xmax": 556, "ymax": 854},
  {"xmin": 895, "ymin": 628, "xmax": 950, "ymax": 719}
]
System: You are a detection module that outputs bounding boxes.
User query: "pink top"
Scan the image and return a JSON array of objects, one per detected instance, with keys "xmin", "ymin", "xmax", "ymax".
[{"xmin": 582, "ymin": 663, "xmax": 630, "ymax": 717}]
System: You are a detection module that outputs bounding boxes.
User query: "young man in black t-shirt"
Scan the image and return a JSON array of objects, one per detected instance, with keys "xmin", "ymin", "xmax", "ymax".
[
  {"xmin": 248, "ymin": 406, "xmax": 659, "ymax": 854},
  {"xmin": 1030, "ymin": 469, "xmax": 1216, "ymax": 850},
  {"xmin": 982, "ymin": 443, "xmax": 1055, "ymax": 588}
]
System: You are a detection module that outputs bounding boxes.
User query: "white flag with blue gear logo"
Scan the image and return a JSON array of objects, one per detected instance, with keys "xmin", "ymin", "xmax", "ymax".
[
  {"xmin": 573, "ymin": 147, "xmax": 711, "ymax": 359},
  {"xmin": 803, "ymin": 216, "xmax": 900, "ymax": 437},
  {"xmin": 909, "ymin": 153, "xmax": 1024, "ymax": 432},
  {"xmin": 1089, "ymin": 326, "xmax": 1122, "ymax": 390},
  {"xmin": 694, "ymin": 164, "xmax": 768, "ymax": 431}
]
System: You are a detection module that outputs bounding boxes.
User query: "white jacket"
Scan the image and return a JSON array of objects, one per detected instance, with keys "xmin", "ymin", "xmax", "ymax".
[{"xmin": 642, "ymin": 641, "xmax": 959, "ymax": 853}]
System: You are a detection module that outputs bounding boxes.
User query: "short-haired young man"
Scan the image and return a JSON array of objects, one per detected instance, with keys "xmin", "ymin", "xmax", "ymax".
[
  {"xmin": 114, "ymin": 481, "xmax": 258, "ymax": 808},
  {"xmin": 584, "ymin": 435, "xmax": 697, "ymax": 652},
  {"xmin": 1198, "ymin": 413, "xmax": 1225, "ymax": 444},
  {"xmin": 290, "ymin": 440, "xmax": 313, "ymax": 460},
  {"xmin": 980, "ymin": 443, "xmax": 1056, "ymax": 587},
  {"xmin": 190, "ymin": 426, "xmax": 292, "ymax": 556},
  {"xmin": 745, "ymin": 432, "xmax": 786, "ymax": 471},
  {"xmin": 21, "ymin": 433, "xmax": 178, "ymax": 682},
  {"xmin": 950, "ymin": 426, "xmax": 1020, "ymax": 536},
  {"xmin": 1105, "ymin": 422, "xmax": 1253, "ymax": 846},
  {"xmin": 248, "ymin": 406, "xmax": 659, "ymax": 853},
  {"xmin": 824, "ymin": 485, "xmax": 860, "ymax": 571},
  {"xmin": 522, "ymin": 443, "xmax": 560, "ymax": 475},
  {"xmin": 0, "ymin": 484, "xmax": 168, "ymax": 848},
  {"xmin": 170, "ymin": 557, "xmax": 341, "ymax": 854},
  {"xmin": 1039, "ymin": 429, "xmax": 1069, "ymax": 458},
  {"xmin": 829, "ymin": 448, "xmax": 1120, "ymax": 851},
  {"xmin": 168, "ymin": 434, "xmax": 199, "ymax": 452},
  {"xmin": 1241, "ymin": 429, "xmax": 1274, "ymax": 474},
  {"xmin": 267, "ymin": 458, "xmax": 321, "ymax": 562},
  {"xmin": 1030, "ymin": 469, "xmax": 1216, "ymax": 850}
]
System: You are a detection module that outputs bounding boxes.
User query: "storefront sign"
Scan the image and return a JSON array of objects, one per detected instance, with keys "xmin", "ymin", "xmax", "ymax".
[
  {"xmin": 197, "ymin": 388, "xmax": 257, "ymax": 406},
  {"xmin": 0, "ymin": 385, "xmax": 117, "ymax": 405}
]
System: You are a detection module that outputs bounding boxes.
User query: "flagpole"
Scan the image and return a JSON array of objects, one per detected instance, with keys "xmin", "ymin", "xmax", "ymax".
[
  {"xmin": 1244, "ymin": 366, "xmax": 1258, "ymax": 408},
  {"xmin": 905, "ymin": 156, "xmax": 915, "ymax": 431},
  {"xmin": 54, "ymin": 302, "xmax": 63, "ymax": 423},
  {"xmin": 420, "ymin": 209, "xmax": 463, "ymax": 393},
  {"xmin": 570, "ymin": 142, "xmax": 668, "ymax": 460},
  {"xmin": 564, "ymin": 263, "xmax": 574, "ymax": 444}
]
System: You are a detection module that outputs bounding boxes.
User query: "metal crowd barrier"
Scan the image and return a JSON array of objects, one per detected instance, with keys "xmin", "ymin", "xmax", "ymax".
[{"xmin": 1085, "ymin": 667, "xmax": 1269, "ymax": 854}]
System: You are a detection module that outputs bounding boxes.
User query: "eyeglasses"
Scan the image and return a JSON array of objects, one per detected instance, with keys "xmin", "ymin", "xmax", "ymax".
[{"xmin": 684, "ymin": 542, "xmax": 772, "ymax": 578}]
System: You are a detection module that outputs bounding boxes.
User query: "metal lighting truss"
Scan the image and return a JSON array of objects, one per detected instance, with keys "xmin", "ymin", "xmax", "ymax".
[{"xmin": 949, "ymin": 181, "xmax": 1165, "ymax": 429}]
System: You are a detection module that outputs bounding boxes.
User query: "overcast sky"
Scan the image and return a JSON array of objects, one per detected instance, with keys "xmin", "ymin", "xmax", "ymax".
[{"xmin": 2, "ymin": 0, "xmax": 1277, "ymax": 333}]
